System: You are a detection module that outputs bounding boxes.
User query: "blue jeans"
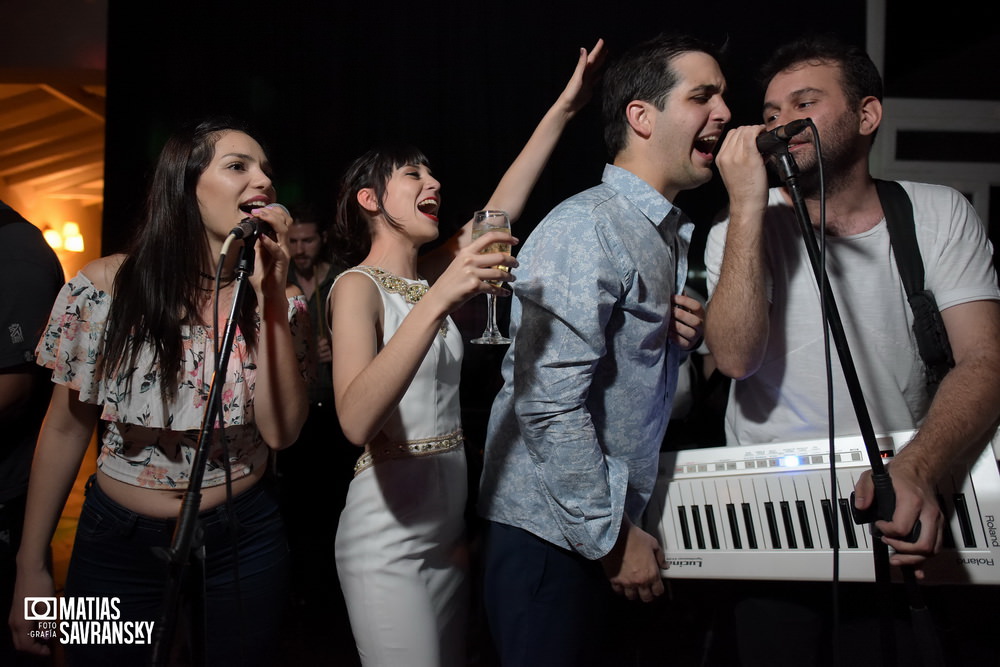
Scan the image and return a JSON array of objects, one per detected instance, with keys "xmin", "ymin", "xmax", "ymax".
[{"xmin": 64, "ymin": 475, "xmax": 289, "ymax": 667}]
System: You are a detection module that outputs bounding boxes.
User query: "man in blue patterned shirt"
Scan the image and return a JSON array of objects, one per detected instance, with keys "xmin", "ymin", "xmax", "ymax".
[{"xmin": 478, "ymin": 33, "xmax": 730, "ymax": 666}]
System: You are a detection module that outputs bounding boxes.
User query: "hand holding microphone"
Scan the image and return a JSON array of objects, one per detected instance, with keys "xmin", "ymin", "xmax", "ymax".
[
  {"xmin": 229, "ymin": 203, "xmax": 290, "ymax": 240},
  {"xmin": 220, "ymin": 203, "xmax": 291, "ymax": 281}
]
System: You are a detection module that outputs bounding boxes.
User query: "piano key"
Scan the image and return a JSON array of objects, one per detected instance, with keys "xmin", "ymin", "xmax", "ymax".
[
  {"xmin": 765, "ymin": 501, "xmax": 782, "ymax": 548},
  {"xmin": 780, "ymin": 501, "xmax": 798, "ymax": 549},
  {"xmin": 953, "ymin": 494, "xmax": 976, "ymax": 548},
  {"xmin": 795, "ymin": 500, "xmax": 814, "ymax": 548},
  {"xmin": 742, "ymin": 503, "xmax": 759, "ymax": 549},
  {"xmin": 821, "ymin": 498, "xmax": 839, "ymax": 548},
  {"xmin": 838, "ymin": 498, "xmax": 859, "ymax": 548},
  {"xmin": 705, "ymin": 504, "xmax": 720, "ymax": 549},
  {"xmin": 677, "ymin": 505, "xmax": 693, "ymax": 550},
  {"xmin": 937, "ymin": 492, "xmax": 956, "ymax": 549},
  {"xmin": 691, "ymin": 505, "xmax": 706, "ymax": 550},
  {"xmin": 726, "ymin": 503, "xmax": 742, "ymax": 549}
]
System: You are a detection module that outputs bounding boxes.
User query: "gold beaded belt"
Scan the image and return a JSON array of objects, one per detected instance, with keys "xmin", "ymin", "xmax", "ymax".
[{"xmin": 354, "ymin": 429, "xmax": 464, "ymax": 476}]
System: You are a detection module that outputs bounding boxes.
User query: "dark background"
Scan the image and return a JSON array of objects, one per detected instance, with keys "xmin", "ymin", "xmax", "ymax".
[
  {"xmin": 102, "ymin": 0, "xmax": 874, "ymax": 265},
  {"xmin": 102, "ymin": 0, "xmax": 999, "ymax": 286}
]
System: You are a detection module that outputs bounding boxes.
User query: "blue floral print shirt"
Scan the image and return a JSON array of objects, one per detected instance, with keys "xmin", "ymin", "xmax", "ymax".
[{"xmin": 479, "ymin": 164, "xmax": 693, "ymax": 560}]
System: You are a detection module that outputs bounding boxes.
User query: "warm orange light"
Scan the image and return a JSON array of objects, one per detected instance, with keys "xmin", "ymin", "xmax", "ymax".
[
  {"xmin": 43, "ymin": 227, "xmax": 64, "ymax": 249},
  {"xmin": 42, "ymin": 222, "xmax": 85, "ymax": 252},
  {"xmin": 65, "ymin": 234, "xmax": 85, "ymax": 252}
]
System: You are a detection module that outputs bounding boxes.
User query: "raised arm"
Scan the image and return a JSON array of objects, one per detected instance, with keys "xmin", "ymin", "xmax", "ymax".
[
  {"xmin": 421, "ymin": 40, "xmax": 605, "ymax": 280},
  {"xmin": 479, "ymin": 39, "xmax": 605, "ymax": 223},
  {"xmin": 704, "ymin": 125, "xmax": 772, "ymax": 379}
]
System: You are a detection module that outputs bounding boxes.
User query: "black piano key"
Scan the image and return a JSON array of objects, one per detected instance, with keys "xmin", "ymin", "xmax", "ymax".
[
  {"xmin": 677, "ymin": 506, "xmax": 693, "ymax": 550},
  {"xmin": 937, "ymin": 493, "xmax": 956, "ymax": 549},
  {"xmin": 953, "ymin": 493, "xmax": 977, "ymax": 548},
  {"xmin": 838, "ymin": 498, "xmax": 858, "ymax": 548},
  {"xmin": 691, "ymin": 506, "xmax": 706, "ymax": 550},
  {"xmin": 765, "ymin": 501, "xmax": 782, "ymax": 548},
  {"xmin": 705, "ymin": 505, "xmax": 721, "ymax": 549},
  {"xmin": 821, "ymin": 499, "xmax": 839, "ymax": 548},
  {"xmin": 780, "ymin": 501, "xmax": 798, "ymax": 549},
  {"xmin": 741, "ymin": 503, "xmax": 759, "ymax": 549},
  {"xmin": 726, "ymin": 503, "xmax": 742, "ymax": 549},
  {"xmin": 796, "ymin": 500, "xmax": 815, "ymax": 548}
]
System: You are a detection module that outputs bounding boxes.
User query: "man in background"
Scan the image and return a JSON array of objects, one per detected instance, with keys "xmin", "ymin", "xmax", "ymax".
[
  {"xmin": 277, "ymin": 206, "xmax": 354, "ymax": 649},
  {"xmin": 0, "ymin": 201, "xmax": 64, "ymax": 665}
]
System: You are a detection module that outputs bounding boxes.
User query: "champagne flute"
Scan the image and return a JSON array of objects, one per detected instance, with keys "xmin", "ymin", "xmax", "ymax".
[{"xmin": 470, "ymin": 209, "xmax": 512, "ymax": 345}]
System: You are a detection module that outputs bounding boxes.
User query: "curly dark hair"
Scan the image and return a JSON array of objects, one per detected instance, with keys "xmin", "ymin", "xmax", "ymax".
[{"xmin": 759, "ymin": 34, "xmax": 883, "ymax": 107}]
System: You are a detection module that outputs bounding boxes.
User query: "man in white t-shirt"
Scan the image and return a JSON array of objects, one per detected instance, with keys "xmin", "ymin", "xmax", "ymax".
[{"xmin": 704, "ymin": 35, "xmax": 1000, "ymax": 664}]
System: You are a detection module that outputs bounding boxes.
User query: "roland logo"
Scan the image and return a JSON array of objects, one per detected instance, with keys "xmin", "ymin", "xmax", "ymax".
[
  {"xmin": 666, "ymin": 558, "xmax": 704, "ymax": 568},
  {"xmin": 986, "ymin": 514, "xmax": 998, "ymax": 548},
  {"xmin": 958, "ymin": 557, "xmax": 995, "ymax": 568}
]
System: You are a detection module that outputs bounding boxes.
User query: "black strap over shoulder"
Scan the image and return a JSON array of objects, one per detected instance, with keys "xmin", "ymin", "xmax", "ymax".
[
  {"xmin": 877, "ymin": 180, "xmax": 923, "ymax": 294},
  {"xmin": 875, "ymin": 179, "xmax": 955, "ymax": 395}
]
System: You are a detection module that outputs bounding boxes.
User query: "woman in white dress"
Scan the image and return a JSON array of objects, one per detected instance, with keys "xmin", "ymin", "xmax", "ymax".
[{"xmin": 328, "ymin": 41, "xmax": 604, "ymax": 667}]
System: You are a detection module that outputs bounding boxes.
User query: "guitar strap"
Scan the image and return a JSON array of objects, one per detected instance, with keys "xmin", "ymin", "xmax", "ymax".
[{"xmin": 874, "ymin": 179, "xmax": 955, "ymax": 397}]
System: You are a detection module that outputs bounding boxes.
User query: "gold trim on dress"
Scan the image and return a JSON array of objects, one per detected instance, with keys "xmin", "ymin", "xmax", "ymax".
[
  {"xmin": 354, "ymin": 429, "xmax": 464, "ymax": 476},
  {"xmin": 350, "ymin": 266, "xmax": 448, "ymax": 338}
]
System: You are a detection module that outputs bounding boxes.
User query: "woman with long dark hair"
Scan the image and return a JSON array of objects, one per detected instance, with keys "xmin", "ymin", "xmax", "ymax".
[
  {"xmin": 8, "ymin": 118, "xmax": 309, "ymax": 666},
  {"xmin": 329, "ymin": 41, "xmax": 603, "ymax": 667}
]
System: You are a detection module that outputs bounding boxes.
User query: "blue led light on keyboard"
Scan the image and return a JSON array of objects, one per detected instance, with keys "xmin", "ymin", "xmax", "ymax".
[{"xmin": 779, "ymin": 455, "xmax": 803, "ymax": 467}]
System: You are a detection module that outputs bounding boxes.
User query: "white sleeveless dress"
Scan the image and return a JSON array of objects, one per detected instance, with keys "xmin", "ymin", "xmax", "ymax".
[{"xmin": 333, "ymin": 266, "xmax": 469, "ymax": 667}]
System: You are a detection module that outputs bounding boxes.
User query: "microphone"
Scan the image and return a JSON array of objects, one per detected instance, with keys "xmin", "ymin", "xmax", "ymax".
[
  {"xmin": 756, "ymin": 119, "xmax": 812, "ymax": 154},
  {"xmin": 229, "ymin": 211, "xmax": 278, "ymax": 240},
  {"xmin": 230, "ymin": 217, "xmax": 259, "ymax": 240}
]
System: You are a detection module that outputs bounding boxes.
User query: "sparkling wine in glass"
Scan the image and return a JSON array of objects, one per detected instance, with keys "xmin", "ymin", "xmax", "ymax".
[{"xmin": 470, "ymin": 209, "xmax": 512, "ymax": 345}]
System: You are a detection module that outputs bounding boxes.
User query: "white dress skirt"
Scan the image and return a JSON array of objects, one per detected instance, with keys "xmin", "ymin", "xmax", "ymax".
[{"xmin": 333, "ymin": 267, "xmax": 469, "ymax": 667}]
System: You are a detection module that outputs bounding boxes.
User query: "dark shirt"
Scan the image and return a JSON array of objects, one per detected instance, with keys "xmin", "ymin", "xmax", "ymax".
[
  {"xmin": 287, "ymin": 262, "xmax": 339, "ymax": 405},
  {"xmin": 0, "ymin": 202, "xmax": 64, "ymax": 502}
]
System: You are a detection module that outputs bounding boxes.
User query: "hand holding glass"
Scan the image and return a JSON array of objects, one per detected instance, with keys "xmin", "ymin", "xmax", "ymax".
[{"xmin": 470, "ymin": 210, "xmax": 512, "ymax": 345}]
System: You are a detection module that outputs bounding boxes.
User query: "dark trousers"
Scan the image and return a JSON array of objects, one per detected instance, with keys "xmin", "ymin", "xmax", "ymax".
[
  {"xmin": 482, "ymin": 521, "xmax": 628, "ymax": 667},
  {"xmin": 64, "ymin": 475, "xmax": 289, "ymax": 667}
]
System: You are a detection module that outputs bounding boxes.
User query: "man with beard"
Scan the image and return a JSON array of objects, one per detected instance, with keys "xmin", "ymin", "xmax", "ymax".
[
  {"xmin": 278, "ymin": 207, "xmax": 354, "ymax": 644},
  {"xmin": 704, "ymin": 36, "xmax": 1000, "ymax": 665}
]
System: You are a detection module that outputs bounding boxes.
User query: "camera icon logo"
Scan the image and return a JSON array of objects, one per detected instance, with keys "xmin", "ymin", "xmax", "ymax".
[{"xmin": 24, "ymin": 597, "xmax": 57, "ymax": 621}]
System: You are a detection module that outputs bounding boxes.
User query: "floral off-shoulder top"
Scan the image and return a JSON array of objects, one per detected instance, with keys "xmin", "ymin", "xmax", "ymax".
[{"xmin": 35, "ymin": 271, "xmax": 310, "ymax": 490}]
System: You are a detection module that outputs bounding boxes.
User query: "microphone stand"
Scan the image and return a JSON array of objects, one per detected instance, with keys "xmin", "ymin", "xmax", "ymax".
[
  {"xmin": 150, "ymin": 233, "xmax": 259, "ymax": 667},
  {"xmin": 768, "ymin": 144, "xmax": 944, "ymax": 667}
]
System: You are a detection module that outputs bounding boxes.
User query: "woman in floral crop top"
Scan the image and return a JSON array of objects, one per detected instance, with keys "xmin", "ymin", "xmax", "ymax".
[{"xmin": 8, "ymin": 118, "xmax": 309, "ymax": 666}]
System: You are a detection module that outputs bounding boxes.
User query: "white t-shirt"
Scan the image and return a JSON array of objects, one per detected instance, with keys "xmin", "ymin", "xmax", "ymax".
[{"xmin": 705, "ymin": 181, "xmax": 1000, "ymax": 445}]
